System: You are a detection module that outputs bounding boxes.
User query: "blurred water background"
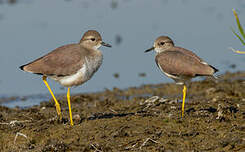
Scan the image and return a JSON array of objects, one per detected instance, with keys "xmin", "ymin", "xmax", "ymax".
[{"xmin": 0, "ymin": 0, "xmax": 244, "ymax": 107}]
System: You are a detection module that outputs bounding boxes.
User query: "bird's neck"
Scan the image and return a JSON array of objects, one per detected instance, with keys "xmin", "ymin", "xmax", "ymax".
[
  {"xmin": 80, "ymin": 43, "xmax": 101, "ymax": 53},
  {"xmin": 156, "ymin": 46, "xmax": 174, "ymax": 54}
]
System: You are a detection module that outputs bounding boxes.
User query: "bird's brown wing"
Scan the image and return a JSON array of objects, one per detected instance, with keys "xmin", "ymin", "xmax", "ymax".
[
  {"xmin": 21, "ymin": 44, "xmax": 85, "ymax": 76},
  {"xmin": 155, "ymin": 50, "xmax": 215, "ymax": 77},
  {"xmin": 173, "ymin": 47, "xmax": 204, "ymax": 62}
]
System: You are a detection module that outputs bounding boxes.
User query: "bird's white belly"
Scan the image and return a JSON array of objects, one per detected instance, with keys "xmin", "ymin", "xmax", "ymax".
[
  {"xmin": 58, "ymin": 55, "xmax": 103, "ymax": 87},
  {"xmin": 58, "ymin": 65, "xmax": 87, "ymax": 87}
]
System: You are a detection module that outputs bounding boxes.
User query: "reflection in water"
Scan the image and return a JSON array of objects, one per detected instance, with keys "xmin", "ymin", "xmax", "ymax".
[
  {"xmin": 138, "ymin": 73, "xmax": 146, "ymax": 78},
  {"xmin": 0, "ymin": 0, "xmax": 17, "ymax": 5},
  {"xmin": 115, "ymin": 34, "xmax": 122, "ymax": 45},
  {"xmin": 111, "ymin": 0, "xmax": 118, "ymax": 9},
  {"xmin": 113, "ymin": 73, "xmax": 120, "ymax": 79},
  {"xmin": 8, "ymin": 0, "xmax": 17, "ymax": 4}
]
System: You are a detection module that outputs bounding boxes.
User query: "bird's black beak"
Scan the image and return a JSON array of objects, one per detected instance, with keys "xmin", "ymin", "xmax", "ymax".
[
  {"xmin": 144, "ymin": 47, "xmax": 154, "ymax": 53},
  {"xmin": 101, "ymin": 41, "xmax": 112, "ymax": 47}
]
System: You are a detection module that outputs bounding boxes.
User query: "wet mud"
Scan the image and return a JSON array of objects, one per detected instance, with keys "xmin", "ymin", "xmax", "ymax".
[{"xmin": 0, "ymin": 72, "xmax": 245, "ymax": 151}]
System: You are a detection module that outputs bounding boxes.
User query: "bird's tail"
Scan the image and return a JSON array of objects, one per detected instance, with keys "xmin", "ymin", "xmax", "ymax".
[{"xmin": 209, "ymin": 65, "xmax": 219, "ymax": 73}]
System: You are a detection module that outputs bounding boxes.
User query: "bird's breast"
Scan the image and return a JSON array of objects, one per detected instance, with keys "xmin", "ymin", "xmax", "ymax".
[
  {"xmin": 83, "ymin": 53, "xmax": 103, "ymax": 80},
  {"xmin": 58, "ymin": 53, "xmax": 103, "ymax": 87}
]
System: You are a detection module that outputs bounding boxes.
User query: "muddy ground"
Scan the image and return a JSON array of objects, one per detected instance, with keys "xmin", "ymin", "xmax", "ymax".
[{"xmin": 0, "ymin": 72, "xmax": 245, "ymax": 152}]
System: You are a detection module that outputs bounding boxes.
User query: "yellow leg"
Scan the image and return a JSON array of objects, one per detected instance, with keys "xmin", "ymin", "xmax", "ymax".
[
  {"xmin": 67, "ymin": 88, "xmax": 74, "ymax": 126},
  {"xmin": 42, "ymin": 76, "xmax": 62, "ymax": 120},
  {"xmin": 182, "ymin": 85, "xmax": 187, "ymax": 118}
]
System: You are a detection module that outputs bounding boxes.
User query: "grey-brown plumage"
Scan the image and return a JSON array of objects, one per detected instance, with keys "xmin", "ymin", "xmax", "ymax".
[
  {"xmin": 20, "ymin": 44, "xmax": 85, "ymax": 76},
  {"xmin": 145, "ymin": 36, "xmax": 218, "ymax": 84},
  {"xmin": 145, "ymin": 36, "xmax": 218, "ymax": 118},
  {"xmin": 155, "ymin": 47, "xmax": 217, "ymax": 80},
  {"xmin": 19, "ymin": 30, "xmax": 111, "ymax": 125},
  {"xmin": 20, "ymin": 30, "xmax": 111, "ymax": 87}
]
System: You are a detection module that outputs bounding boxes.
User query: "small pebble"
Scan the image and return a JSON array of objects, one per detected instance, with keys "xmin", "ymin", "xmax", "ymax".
[
  {"xmin": 73, "ymin": 114, "xmax": 81, "ymax": 123},
  {"xmin": 170, "ymin": 106, "xmax": 176, "ymax": 109},
  {"xmin": 145, "ymin": 96, "xmax": 159, "ymax": 103}
]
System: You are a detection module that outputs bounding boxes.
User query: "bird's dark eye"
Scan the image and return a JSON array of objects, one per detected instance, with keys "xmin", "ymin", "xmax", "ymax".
[
  {"xmin": 91, "ymin": 38, "xmax": 95, "ymax": 41},
  {"xmin": 160, "ymin": 42, "xmax": 165, "ymax": 45}
]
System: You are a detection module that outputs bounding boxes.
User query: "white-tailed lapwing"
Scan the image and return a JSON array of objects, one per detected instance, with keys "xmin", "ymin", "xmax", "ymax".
[
  {"xmin": 145, "ymin": 36, "xmax": 218, "ymax": 117},
  {"xmin": 20, "ymin": 30, "xmax": 111, "ymax": 125}
]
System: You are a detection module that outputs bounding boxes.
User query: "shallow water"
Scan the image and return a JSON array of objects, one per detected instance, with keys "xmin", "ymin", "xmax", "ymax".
[
  {"xmin": 0, "ymin": 94, "xmax": 49, "ymax": 108},
  {"xmin": 0, "ymin": 0, "xmax": 245, "ymax": 107}
]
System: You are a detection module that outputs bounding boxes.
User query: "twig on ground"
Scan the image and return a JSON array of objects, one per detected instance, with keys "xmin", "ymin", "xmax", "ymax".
[
  {"xmin": 109, "ymin": 108, "xmax": 118, "ymax": 114},
  {"xmin": 90, "ymin": 143, "xmax": 103, "ymax": 152},
  {"xmin": 0, "ymin": 120, "xmax": 31, "ymax": 127},
  {"xmin": 140, "ymin": 138, "xmax": 159, "ymax": 149},
  {"xmin": 14, "ymin": 132, "xmax": 28, "ymax": 144},
  {"xmin": 22, "ymin": 114, "xmax": 33, "ymax": 121}
]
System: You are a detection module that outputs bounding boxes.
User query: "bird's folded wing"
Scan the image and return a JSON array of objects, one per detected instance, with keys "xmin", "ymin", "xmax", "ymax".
[
  {"xmin": 155, "ymin": 51, "xmax": 214, "ymax": 77},
  {"xmin": 22, "ymin": 44, "xmax": 85, "ymax": 76},
  {"xmin": 173, "ymin": 47, "xmax": 205, "ymax": 63}
]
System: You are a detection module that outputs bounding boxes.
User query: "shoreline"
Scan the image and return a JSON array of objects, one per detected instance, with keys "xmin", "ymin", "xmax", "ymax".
[{"xmin": 0, "ymin": 71, "xmax": 244, "ymax": 151}]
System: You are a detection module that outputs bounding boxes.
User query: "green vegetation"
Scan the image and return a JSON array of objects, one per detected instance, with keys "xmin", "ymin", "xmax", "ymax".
[{"xmin": 231, "ymin": 9, "xmax": 245, "ymax": 54}]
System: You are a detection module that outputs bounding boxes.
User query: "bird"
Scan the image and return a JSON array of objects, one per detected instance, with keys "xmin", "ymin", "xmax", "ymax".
[
  {"xmin": 20, "ymin": 30, "xmax": 111, "ymax": 125},
  {"xmin": 145, "ymin": 36, "xmax": 218, "ymax": 118}
]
